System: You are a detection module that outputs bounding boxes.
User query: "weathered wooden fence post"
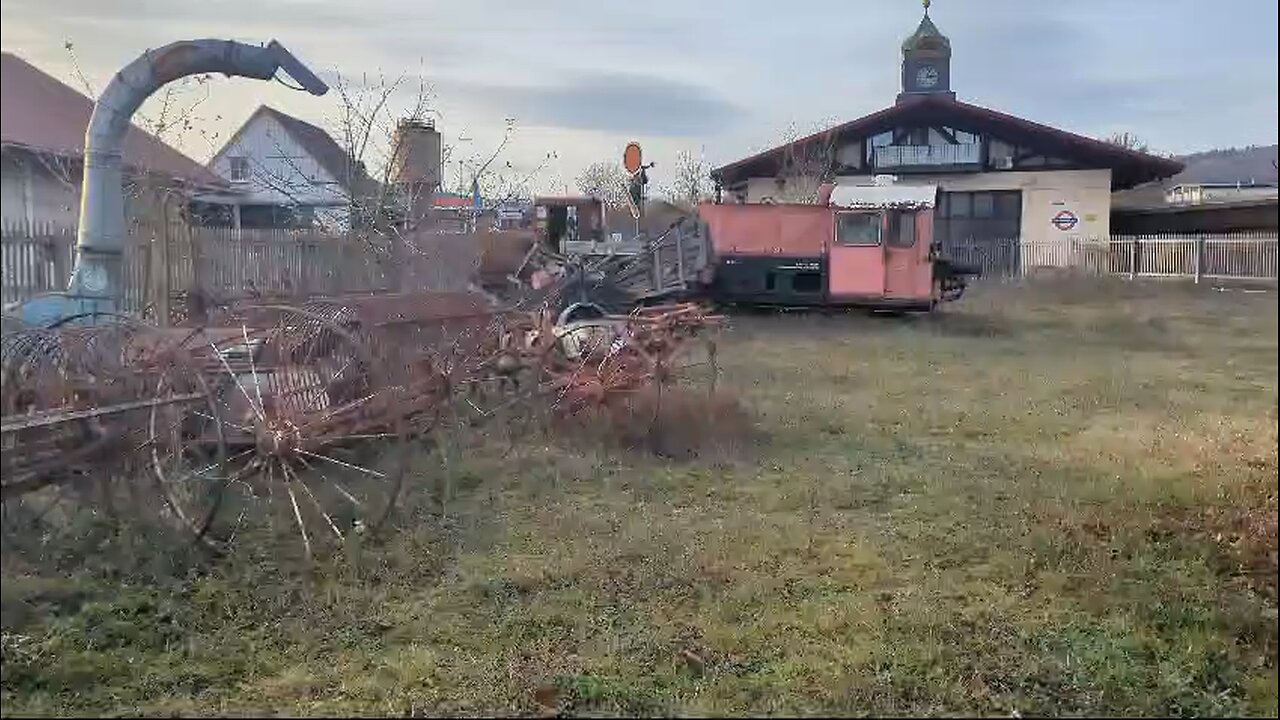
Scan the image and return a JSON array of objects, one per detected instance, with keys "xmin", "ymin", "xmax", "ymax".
[
  {"xmin": 675, "ymin": 224, "xmax": 686, "ymax": 291},
  {"xmin": 153, "ymin": 200, "xmax": 173, "ymax": 326}
]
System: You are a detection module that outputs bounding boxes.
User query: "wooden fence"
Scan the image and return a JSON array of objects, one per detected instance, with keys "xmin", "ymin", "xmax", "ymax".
[
  {"xmin": 1, "ymin": 220, "xmax": 484, "ymax": 322},
  {"xmin": 1, "ymin": 221, "xmax": 153, "ymax": 313}
]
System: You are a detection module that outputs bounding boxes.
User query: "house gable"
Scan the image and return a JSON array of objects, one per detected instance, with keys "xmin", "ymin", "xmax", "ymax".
[
  {"xmin": 208, "ymin": 107, "xmax": 348, "ymax": 208},
  {"xmin": 714, "ymin": 96, "xmax": 1182, "ymax": 193}
]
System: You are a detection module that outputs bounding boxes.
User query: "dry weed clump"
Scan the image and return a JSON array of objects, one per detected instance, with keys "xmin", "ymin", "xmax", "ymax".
[{"xmin": 554, "ymin": 387, "xmax": 760, "ymax": 461}]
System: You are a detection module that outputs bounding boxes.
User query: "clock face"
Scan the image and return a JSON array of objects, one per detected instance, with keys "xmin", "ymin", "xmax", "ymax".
[{"xmin": 916, "ymin": 65, "xmax": 940, "ymax": 89}]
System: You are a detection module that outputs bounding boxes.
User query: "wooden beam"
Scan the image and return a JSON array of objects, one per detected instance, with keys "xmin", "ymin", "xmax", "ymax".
[{"xmin": 934, "ymin": 127, "xmax": 960, "ymax": 145}]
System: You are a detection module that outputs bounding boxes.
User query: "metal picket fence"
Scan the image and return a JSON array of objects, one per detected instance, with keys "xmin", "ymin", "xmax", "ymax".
[{"xmin": 941, "ymin": 233, "xmax": 1279, "ymax": 283}]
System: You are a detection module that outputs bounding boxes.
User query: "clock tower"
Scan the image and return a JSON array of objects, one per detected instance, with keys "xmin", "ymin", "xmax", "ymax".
[{"xmin": 899, "ymin": 0, "xmax": 954, "ymax": 102}]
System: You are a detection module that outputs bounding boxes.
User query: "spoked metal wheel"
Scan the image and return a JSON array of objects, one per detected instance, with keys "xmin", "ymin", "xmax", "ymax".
[{"xmin": 150, "ymin": 305, "xmax": 409, "ymax": 560}]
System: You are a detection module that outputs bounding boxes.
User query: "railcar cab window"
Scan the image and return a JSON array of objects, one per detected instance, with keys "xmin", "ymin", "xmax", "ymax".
[
  {"xmin": 886, "ymin": 210, "xmax": 916, "ymax": 248},
  {"xmin": 836, "ymin": 212, "xmax": 881, "ymax": 246}
]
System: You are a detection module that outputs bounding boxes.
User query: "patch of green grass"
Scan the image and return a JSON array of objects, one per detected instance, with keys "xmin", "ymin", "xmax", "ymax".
[{"xmin": 3, "ymin": 279, "xmax": 1276, "ymax": 716}]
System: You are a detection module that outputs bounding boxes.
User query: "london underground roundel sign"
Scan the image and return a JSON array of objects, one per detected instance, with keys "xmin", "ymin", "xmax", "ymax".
[{"xmin": 1051, "ymin": 209, "xmax": 1079, "ymax": 231}]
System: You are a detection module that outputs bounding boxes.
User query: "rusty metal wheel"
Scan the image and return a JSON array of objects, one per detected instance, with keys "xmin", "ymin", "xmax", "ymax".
[{"xmin": 150, "ymin": 305, "xmax": 409, "ymax": 560}]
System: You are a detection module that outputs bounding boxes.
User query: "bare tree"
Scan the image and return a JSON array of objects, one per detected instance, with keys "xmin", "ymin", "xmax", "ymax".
[
  {"xmin": 764, "ymin": 118, "xmax": 841, "ymax": 204},
  {"xmin": 662, "ymin": 150, "xmax": 710, "ymax": 209},
  {"xmin": 575, "ymin": 160, "xmax": 631, "ymax": 211},
  {"xmin": 487, "ymin": 151, "xmax": 558, "ymax": 206},
  {"xmin": 1104, "ymin": 131, "xmax": 1152, "ymax": 154}
]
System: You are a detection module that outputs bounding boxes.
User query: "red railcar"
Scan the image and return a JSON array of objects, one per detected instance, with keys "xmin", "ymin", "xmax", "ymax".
[{"xmin": 698, "ymin": 182, "xmax": 974, "ymax": 311}]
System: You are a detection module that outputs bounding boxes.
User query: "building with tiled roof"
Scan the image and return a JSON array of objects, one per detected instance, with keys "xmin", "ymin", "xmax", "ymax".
[
  {"xmin": 203, "ymin": 105, "xmax": 376, "ymax": 230},
  {"xmin": 1, "ymin": 51, "xmax": 224, "ymax": 227},
  {"xmin": 711, "ymin": 5, "xmax": 1184, "ymax": 272}
]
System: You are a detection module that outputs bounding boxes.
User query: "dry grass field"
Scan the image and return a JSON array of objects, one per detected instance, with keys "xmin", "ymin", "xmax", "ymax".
[{"xmin": 2, "ymin": 278, "xmax": 1276, "ymax": 716}]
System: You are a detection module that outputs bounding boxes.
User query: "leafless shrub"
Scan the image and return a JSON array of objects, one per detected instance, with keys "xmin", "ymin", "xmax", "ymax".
[
  {"xmin": 576, "ymin": 160, "xmax": 632, "ymax": 212},
  {"xmin": 662, "ymin": 150, "xmax": 711, "ymax": 210},
  {"xmin": 555, "ymin": 387, "xmax": 759, "ymax": 462}
]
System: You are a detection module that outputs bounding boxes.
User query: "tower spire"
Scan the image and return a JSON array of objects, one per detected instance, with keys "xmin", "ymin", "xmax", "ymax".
[{"xmin": 899, "ymin": 0, "xmax": 953, "ymax": 101}]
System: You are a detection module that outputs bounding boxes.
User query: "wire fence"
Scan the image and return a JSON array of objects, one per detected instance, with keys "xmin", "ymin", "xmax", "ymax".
[{"xmin": 941, "ymin": 233, "xmax": 1279, "ymax": 283}]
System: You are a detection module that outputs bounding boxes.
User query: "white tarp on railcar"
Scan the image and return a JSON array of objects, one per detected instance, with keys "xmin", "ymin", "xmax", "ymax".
[{"xmin": 829, "ymin": 183, "xmax": 938, "ymax": 209}]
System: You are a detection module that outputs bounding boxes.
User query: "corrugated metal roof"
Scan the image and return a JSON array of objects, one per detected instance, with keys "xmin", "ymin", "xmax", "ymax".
[{"xmin": 0, "ymin": 51, "xmax": 223, "ymax": 187}]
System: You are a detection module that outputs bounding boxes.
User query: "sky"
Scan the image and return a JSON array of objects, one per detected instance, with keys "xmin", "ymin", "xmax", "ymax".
[{"xmin": 2, "ymin": 0, "xmax": 1277, "ymax": 195}]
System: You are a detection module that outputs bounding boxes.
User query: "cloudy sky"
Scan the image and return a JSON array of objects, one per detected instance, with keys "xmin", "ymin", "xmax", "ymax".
[{"xmin": 3, "ymin": 0, "xmax": 1277, "ymax": 194}]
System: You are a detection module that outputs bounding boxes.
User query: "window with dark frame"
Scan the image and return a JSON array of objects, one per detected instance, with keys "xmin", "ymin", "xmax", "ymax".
[
  {"xmin": 996, "ymin": 192, "xmax": 1021, "ymax": 218},
  {"xmin": 836, "ymin": 212, "xmax": 882, "ymax": 246},
  {"xmin": 972, "ymin": 192, "xmax": 994, "ymax": 219},
  {"xmin": 939, "ymin": 191, "xmax": 1021, "ymax": 219},
  {"xmin": 886, "ymin": 211, "xmax": 917, "ymax": 248},
  {"xmin": 229, "ymin": 156, "xmax": 250, "ymax": 182}
]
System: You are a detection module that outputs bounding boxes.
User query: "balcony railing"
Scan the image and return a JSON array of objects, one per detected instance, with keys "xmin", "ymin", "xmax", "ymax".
[{"xmin": 873, "ymin": 143, "xmax": 983, "ymax": 171}]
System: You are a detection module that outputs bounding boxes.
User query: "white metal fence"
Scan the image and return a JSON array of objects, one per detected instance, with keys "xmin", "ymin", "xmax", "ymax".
[{"xmin": 941, "ymin": 233, "xmax": 1279, "ymax": 283}]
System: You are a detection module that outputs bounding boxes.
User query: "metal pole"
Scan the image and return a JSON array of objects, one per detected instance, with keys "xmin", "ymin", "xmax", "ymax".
[{"xmin": 1194, "ymin": 236, "xmax": 1204, "ymax": 284}]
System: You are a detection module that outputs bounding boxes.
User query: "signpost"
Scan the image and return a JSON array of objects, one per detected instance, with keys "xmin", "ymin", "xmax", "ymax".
[
  {"xmin": 622, "ymin": 141, "xmax": 653, "ymax": 233},
  {"xmin": 623, "ymin": 142, "xmax": 643, "ymax": 175}
]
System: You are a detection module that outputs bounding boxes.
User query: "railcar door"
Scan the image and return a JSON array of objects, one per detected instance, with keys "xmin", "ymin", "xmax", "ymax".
[
  {"xmin": 827, "ymin": 211, "xmax": 885, "ymax": 299},
  {"xmin": 883, "ymin": 209, "xmax": 933, "ymax": 300}
]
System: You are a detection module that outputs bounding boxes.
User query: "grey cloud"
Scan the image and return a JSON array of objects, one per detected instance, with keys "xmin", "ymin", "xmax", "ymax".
[
  {"xmin": 449, "ymin": 73, "xmax": 744, "ymax": 138},
  {"xmin": 4, "ymin": 0, "xmax": 1276, "ymax": 171}
]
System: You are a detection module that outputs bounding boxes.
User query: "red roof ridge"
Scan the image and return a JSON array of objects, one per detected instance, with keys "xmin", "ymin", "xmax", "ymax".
[{"xmin": 0, "ymin": 50, "xmax": 223, "ymax": 187}]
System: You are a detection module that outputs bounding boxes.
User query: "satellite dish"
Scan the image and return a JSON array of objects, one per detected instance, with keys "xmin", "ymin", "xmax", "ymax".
[{"xmin": 623, "ymin": 142, "xmax": 643, "ymax": 175}]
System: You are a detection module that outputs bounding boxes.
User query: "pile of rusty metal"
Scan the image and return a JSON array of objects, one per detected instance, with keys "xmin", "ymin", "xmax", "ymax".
[{"xmin": 0, "ymin": 292, "xmax": 721, "ymax": 560}]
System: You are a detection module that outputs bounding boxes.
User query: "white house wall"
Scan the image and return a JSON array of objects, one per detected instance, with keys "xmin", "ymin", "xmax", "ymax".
[
  {"xmin": 1, "ymin": 151, "xmax": 79, "ymax": 227},
  {"xmin": 896, "ymin": 168, "xmax": 1113, "ymax": 245},
  {"xmin": 209, "ymin": 114, "xmax": 347, "ymax": 210}
]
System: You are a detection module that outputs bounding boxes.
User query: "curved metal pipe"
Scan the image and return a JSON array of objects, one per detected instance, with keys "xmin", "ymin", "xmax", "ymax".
[{"xmin": 69, "ymin": 39, "xmax": 328, "ymax": 298}]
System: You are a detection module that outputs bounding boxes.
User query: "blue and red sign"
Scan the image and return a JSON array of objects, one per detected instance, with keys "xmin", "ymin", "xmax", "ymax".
[{"xmin": 1051, "ymin": 209, "xmax": 1079, "ymax": 231}]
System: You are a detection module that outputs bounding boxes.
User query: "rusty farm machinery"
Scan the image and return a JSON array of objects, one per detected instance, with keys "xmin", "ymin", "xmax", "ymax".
[
  {"xmin": 1, "ymin": 297, "xmax": 721, "ymax": 558},
  {"xmin": 0, "ymin": 38, "xmax": 723, "ymax": 561}
]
